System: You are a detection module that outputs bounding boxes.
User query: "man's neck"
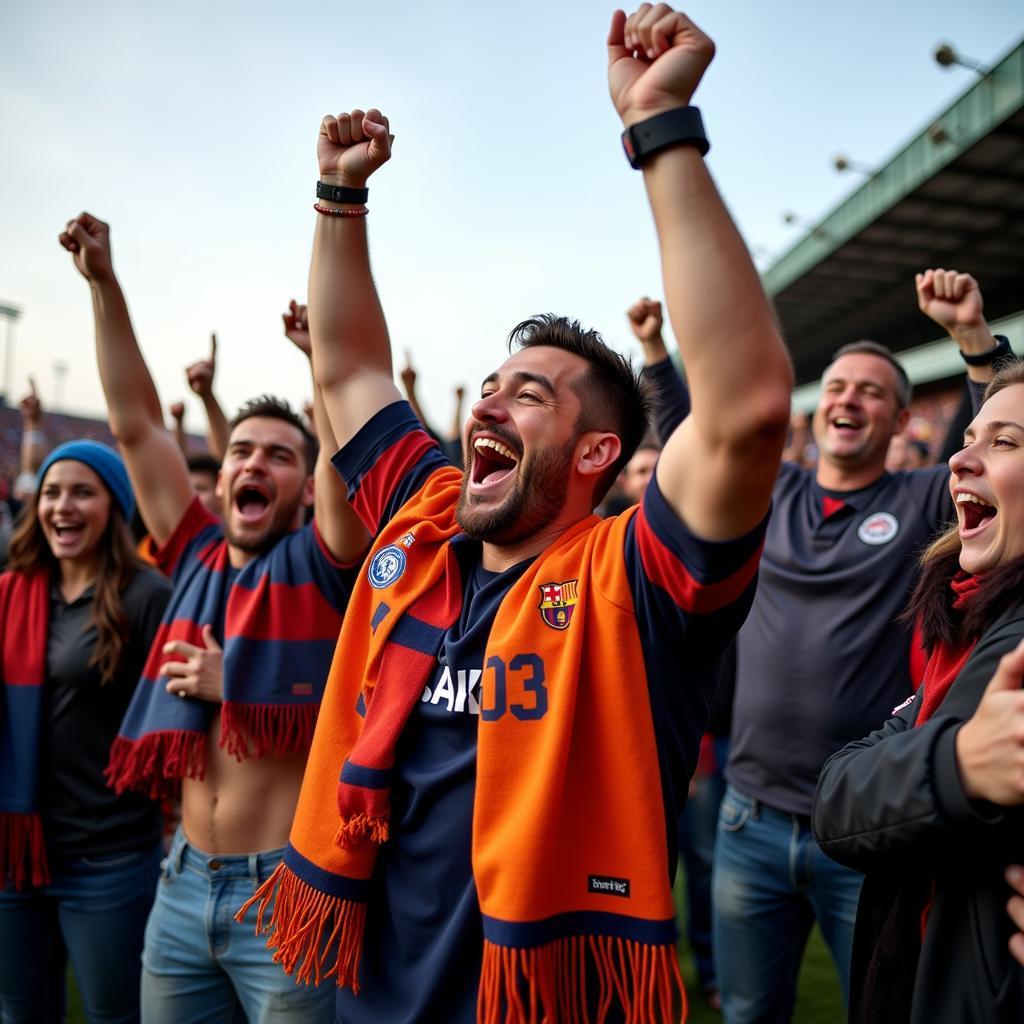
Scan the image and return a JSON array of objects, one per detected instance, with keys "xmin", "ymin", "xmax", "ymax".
[
  {"xmin": 480, "ymin": 511, "xmax": 592, "ymax": 573},
  {"xmin": 815, "ymin": 459, "xmax": 887, "ymax": 493}
]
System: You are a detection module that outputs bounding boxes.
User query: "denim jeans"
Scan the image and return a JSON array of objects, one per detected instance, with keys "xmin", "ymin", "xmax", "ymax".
[
  {"xmin": 141, "ymin": 828, "xmax": 334, "ymax": 1024},
  {"xmin": 677, "ymin": 736, "xmax": 728, "ymax": 993},
  {"xmin": 0, "ymin": 842, "xmax": 161, "ymax": 1024},
  {"xmin": 711, "ymin": 785, "xmax": 862, "ymax": 1024}
]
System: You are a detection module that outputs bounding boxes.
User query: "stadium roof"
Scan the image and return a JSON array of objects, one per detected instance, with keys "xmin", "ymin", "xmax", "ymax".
[{"xmin": 764, "ymin": 38, "xmax": 1024, "ymax": 389}]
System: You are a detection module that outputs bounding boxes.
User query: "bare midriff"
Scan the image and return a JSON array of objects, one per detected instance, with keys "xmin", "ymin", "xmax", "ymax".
[{"xmin": 180, "ymin": 714, "xmax": 306, "ymax": 854}]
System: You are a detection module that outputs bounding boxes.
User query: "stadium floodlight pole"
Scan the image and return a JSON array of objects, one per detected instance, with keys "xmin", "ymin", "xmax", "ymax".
[
  {"xmin": 933, "ymin": 42, "xmax": 990, "ymax": 78},
  {"xmin": 0, "ymin": 303, "xmax": 21, "ymax": 409},
  {"xmin": 832, "ymin": 154, "xmax": 876, "ymax": 177}
]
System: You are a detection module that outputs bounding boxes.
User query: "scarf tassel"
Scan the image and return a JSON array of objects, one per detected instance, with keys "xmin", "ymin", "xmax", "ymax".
[
  {"xmin": 235, "ymin": 861, "xmax": 366, "ymax": 991},
  {"xmin": 0, "ymin": 812, "xmax": 49, "ymax": 891},
  {"xmin": 220, "ymin": 702, "xmax": 319, "ymax": 760},
  {"xmin": 335, "ymin": 814, "xmax": 390, "ymax": 849},
  {"xmin": 477, "ymin": 936, "xmax": 687, "ymax": 1024},
  {"xmin": 105, "ymin": 730, "xmax": 208, "ymax": 799}
]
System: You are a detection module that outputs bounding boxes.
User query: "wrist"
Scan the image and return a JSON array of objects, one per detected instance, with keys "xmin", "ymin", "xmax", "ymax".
[
  {"xmin": 953, "ymin": 324, "xmax": 998, "ymax": 355},
  {"xmin": 955, "ymin": 722, "xmax": 984, "ymax": 801},
  {"xmin": 319, "ymin": 171, "xmax": 367, "ymax": 190}
]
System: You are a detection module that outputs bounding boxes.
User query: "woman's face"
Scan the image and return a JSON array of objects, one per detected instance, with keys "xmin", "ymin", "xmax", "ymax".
[
  {"xmin": 37, "ymin": 460, "xmax": 112, "ymax": 564},
  {"xmin": 949, "ymin": 383, "xmax": 1024, "ymax": 575}
]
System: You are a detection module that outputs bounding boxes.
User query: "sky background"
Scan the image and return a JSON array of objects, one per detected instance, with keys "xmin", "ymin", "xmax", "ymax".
[{"xmin": 1, "ymin": 0, "xmax": 1020, "ymax": 437}]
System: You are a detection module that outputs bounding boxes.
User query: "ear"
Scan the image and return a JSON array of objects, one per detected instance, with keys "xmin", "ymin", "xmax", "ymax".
[
  {"xmin": 575, "ymin": 431, "xmax": 622, "ymax": 480},
  {"xmin": 213, "ymin": 468, "xmax": 225, "ymax": 503},
  {"xmin": 894, "ymin": 406, "xmax": 911, "ymax": 436},
  {"xmin": 301, "ymin": 473, "xmax": 316, "ymax": 509}
]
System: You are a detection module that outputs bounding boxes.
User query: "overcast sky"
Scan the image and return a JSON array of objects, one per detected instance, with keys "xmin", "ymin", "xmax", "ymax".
[{"xmin": 1, "ymin": 0, "xmax": 1019, "ymax": 435}]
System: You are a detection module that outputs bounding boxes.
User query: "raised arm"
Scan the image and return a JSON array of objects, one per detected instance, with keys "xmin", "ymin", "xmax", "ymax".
[
  {"xmin": 58, "ymin": 213, "xmax": 193, "ymax": 544},
  {"xmin": 630, "ymin": 296, "xmax": 692, "ymax": 442},
  {"xmin": 609, "ymin": 8, "xmax": 793, "ymax": 540},
  {"xmin": 168, "ymin": 401, "xmax": 188, "ymax": 455},
  {"xmin": 15, "ymin": 379, "xmax": 48, "ymax": 500},
  {"xmin": 283, "ymin": 300, "xmax": 369, "ymax": 563},
  {"xmin": 308, "ymin": 109, "xmax": 402, "ymax": 450},
  {"xmin": 185, "ymin": 333, "xmax": 230, "ymax": 462}
]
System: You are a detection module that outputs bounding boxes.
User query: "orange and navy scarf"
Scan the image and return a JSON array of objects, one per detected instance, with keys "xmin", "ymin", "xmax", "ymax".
[
  {"xmin": 238, "ymin": 467, "xmax": 687, "ymax": 1022},
  {"xmin": 0, "ymin": 570, "xmax": 51, "ymax": 889}
]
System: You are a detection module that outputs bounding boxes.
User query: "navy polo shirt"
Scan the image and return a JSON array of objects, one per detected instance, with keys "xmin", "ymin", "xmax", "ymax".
[{"xmin": 727, "ymin": 460, "xmax": 953, "ymax": 816}]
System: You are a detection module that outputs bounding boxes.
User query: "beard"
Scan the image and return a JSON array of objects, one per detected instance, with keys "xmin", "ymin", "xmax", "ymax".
[{"xmin": 456, "ymin": 437, "xmax": 575, "ymax": 546}]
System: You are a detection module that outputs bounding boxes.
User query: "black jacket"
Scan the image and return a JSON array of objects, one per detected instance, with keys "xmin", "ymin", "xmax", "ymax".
[{"xmin": 812, "ymin": 604, "xmax": 1024, "ymax": 1024}]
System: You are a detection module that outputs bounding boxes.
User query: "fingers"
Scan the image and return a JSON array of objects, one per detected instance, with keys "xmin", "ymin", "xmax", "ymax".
[
  {"xmin": 163, "ymin": 639, "xmax": 200, "ymax": 659},
  {"xmin": 627, "ymin": 3, "xmax": 681, "ymax": 59},
  {"xmin": 159, "ymin": 660, "xmax": 191, "ymax": 679},
  {"xmin": 1008, "ymin": 866, "xmax": 1024, "ymax": 966},
  {"xmin": 201, "ymin": 624, "xmax": 221, "ymax": 652},
  {"xmin": 985, "ymin": 637, "xmax": 1024, "ymax": 695},
  {"xmin": 922, "ymin": 268, "xmax": 976, "ymax": 302},
  {"xmin": 28, "ymin": 376, "xmax": 37, "ymax": 397},
  {"xmin": 210, "ymin": 332, "xmax": 217, "ymax": 363},
  {"xmin": 607, "ymin": 8, "xmax": 629, "ymax": 60}
]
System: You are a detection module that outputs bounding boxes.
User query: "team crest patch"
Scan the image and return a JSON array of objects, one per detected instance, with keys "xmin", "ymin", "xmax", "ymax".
[
  {"xmin": 538, "ymin": 579, "xmax": 579, "ymax": 631},
  {"xmin": 368, "ymin": 545, "xmax": 407, "ymax": 589},
  {"xmin": 857, "ymin": 512, "xmax": 899, "ymax": 546}
]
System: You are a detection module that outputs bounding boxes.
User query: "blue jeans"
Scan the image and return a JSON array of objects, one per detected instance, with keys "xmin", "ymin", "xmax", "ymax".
[
  {"xmin": 0, "ymin": 843, "xmax": 161, "ymax": 1024},
  {"xmin": 141, "ymin": 828, "xmax": 334, "ymax": 1024},
  {"xmin": 677, "ymin": 737, "xmax": 728, "ymax": 993},
  {"xmin": 711, "ymin": 785, "xmax": 862, "ymax": 1024}
]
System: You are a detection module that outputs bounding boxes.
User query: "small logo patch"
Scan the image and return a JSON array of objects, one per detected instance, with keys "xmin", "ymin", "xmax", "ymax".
[
  {"xmin": 368, "ymin": 545, "xmax": 407, "ymax": 589},
  {"xmin": 291, "ymin": 682, "xmax": 314, "ymax": 697},
  {"xmin": 401, "ymin": 532, "xmax": 416, "ymax": 548},
  {"xmin": 588, "ymin": 875, "xmax": 630, "ymax": 899},
  {"xmin": 538, "ymin": 579, "xmax": 579, "ymax": 630},
  {"xmin": 892, "ymin": 693, "xmax": 916, "ymax": 716},
  {"xmin": 858, "ymin": 512, "xmax": 899, "ymax": 546}
]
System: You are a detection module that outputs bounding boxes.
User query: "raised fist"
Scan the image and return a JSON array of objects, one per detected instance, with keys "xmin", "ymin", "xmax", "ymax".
[
  {"xmin": 400, "ymin": 351, "xmax": 417, "ymax": 391},
  {"xmin": 19, "ymin": 377, "xmax": 41, "ymax": 424},
  {"xmin": 169, "ymin": 401, "xmax": 185, "ymax": 423},
  {"xmin": 58, "ymin": 212, "xmax": 115, "ymax": 284},
  {"xmin": 186, "ymin": 334, "xmax": 217, "ymax": 398},
  {"xmin": 318, "ymin": 108, "xmax": 392, "ymax": 188},
  {"xmin": 627, "ymin": 297, "xmax": 664, "ymax": 344},
  {"xmin": 282, "ymin": 300, "xmax": 311, "ymax": 357},
  {"xmin": 608, "ymin": 5, "xmax": 715, "ymax": 126},
  {"xmin": 915, "ymin": 269, "xmax": 985, "ymax": 336}
]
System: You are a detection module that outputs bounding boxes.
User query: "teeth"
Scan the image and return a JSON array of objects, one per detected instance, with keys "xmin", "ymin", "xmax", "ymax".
[
  {"xmin": 833, "ymin": 418, "xmax": 859, "ymax": 428},
  {"xmin": 474, "ymin": 437, "xmax": 517, "ymax": 462},
  {"xmin": 956, "ymin": 493, "xmax": 994, "ymax": 508}
]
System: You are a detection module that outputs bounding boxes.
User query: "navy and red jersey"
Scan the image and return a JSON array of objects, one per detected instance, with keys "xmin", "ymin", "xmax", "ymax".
[
  {"xmin": 727, "ymin": 460, "xmax": 953, "ymax": 816},
  {"xmin": 332, "ymin": 401, "xmax": 766, "ymax": 1023}
]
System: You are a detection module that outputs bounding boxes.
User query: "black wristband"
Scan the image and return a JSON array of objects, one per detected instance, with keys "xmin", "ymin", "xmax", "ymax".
[
  {"xmin": 961, "ymin": 334, "xmax": 1012, "ymax": 366},
  {"xmin": 621, "ymin": 106, "xmax": 709, "ymax": 170},
  {"xmin": 316, "ymin": 181, "xmax": 369, "ymax": 204}
]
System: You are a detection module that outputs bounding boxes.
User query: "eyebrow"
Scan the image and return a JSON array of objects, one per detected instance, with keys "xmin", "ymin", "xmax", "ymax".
[
  {"xmin": 964, "ymin": 419, "xmax": 1024, "ymax": 439},
  {"xmin": 481, "ymin": 370, "xmax": 556, "ymax": 395}
]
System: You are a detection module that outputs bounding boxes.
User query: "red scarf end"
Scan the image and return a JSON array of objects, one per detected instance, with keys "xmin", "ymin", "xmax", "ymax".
[
  {"xmin": 220, "ymin": 702, "xmax": 319, "ymax": 760},
  {"xmin": 105, "ymin": 731, "xmax": 208, "ymax": 799},
  {"xmin": 478, "ymin": 935, "xmax": 687, "ymax": 1024},
  {"xmin": 335, "ymin": 814, "xmax": 390, "ymax": 849},
  {"xmin": 0, "ymin": 812, "xmax": 49, "ymax": 891},
  {"xmin": 235, "ymin": 860, "xmax": 366, "ymax": 990}
]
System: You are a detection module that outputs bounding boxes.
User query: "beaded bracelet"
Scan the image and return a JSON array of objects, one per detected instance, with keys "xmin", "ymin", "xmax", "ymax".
[{"xmin": 313, "ymin": 203, "xmax": 369, "ymax": 218}]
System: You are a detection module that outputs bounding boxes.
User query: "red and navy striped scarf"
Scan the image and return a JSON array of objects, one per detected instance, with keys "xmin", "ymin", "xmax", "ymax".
[{"xmin": 0, "ymin": 570, "xmax": 51, "ymax": 889}]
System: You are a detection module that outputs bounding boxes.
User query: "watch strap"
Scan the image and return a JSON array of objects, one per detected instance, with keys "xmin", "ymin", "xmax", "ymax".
[
  {"xmin": 621, "ymin": 106, "xmax": 709, "ymax": 170},
  {"xmin": 961, "ymin": 334, "xmax": 1012, "ymax": 366},
  {"xmin": 316, "ymin": 181, "xmax": 369, "ymax": 204}
]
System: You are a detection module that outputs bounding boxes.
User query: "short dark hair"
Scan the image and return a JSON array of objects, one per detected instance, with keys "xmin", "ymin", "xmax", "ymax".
[
  {"xmin": 508, "ymin": 314, "xmax": 655, "ymax": 503},
  {"xmin": 185, "ymin": 452, "xmax": 221, "ymax": 478},
  {"xmin": 229, "ymin": 395, "xmax": 318, "ymax": 473},
  {"xmin": 829, "ymin": 341, "xmax": 912, "ymax": 408}
]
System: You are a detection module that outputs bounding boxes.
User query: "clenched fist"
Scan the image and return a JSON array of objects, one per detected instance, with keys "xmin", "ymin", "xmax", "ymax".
[
  {"xmin": 59, "ymin": 212, "xmax": 115, "ymax": 284},
  {"xmin": 318, "ymin": 108, "xmax": 393, "ymax": 188}
]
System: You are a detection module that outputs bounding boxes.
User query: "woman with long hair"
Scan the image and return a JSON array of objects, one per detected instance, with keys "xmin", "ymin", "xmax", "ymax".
[
  {"xmin": 0, "ymin": 440, "xmax": 170, "ymax": 1024},
  {"xmin": 812, "ymin": 360, "xmax": 1024, "ymax": 1023}
]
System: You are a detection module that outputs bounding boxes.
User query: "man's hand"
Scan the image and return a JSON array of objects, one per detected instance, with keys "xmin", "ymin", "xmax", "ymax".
[
  {"xmin": 169, "ymin": 401, "xmax": 185, "ymax": 424},
  {"xmin": 282, "ymin": 300, "xmax": 311, "ymax": 357},
  {"xmin": 607, "ymin": 6, "xmax": 715, "ymax": 126},
  {"xmin": 1007, "ymin": 866, "xmax": 1024, "ymax": 967},
  {"xmin": 58, "ymin": 212, "xmax": 115, "ymax": 284},
  {"xmin": 400, "ymin": 350, "xmax": 417, "ymax": 393},
  {"xmin": 160, "ymin": 626, "xmax": 224, "ymax": 703},
  {"xmin": 916, "ymin": 269, "xmax": 990, "ymax": 341},
  {"xmin": 19, "ymin": 378, "xmax": 41, "ymax": 425},
  {"xmin": 318, "ymin": 108, "xmax": 392, "ymax": 188},
  {"xmin": 186, "ymin": 334, "xmax": 217, "ymax": 398},
  {"xmin": 955, "ymin": 638, "xmax": 1024, "ymax": 805}
]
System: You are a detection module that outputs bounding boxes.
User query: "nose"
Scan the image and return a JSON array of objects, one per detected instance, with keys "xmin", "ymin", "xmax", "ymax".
[
  {"xmin": 241, "ymin": 447, "xmax": 269, "ymax": 473},
  {"xmin": 948, "ymin": 440, "xmax": 981, "ymax": 478},
  {"xmin": 53, "ymin": 488, "xmax": 75, "ymax": 512},
  {"xmin": 470, "ymin": 391, "xmax": 510, "ymax": 424}
]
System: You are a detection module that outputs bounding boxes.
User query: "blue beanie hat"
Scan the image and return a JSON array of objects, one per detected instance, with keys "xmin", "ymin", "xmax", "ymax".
[{"xmin": 37, "ymin": 440, "xmax": 135, "ymax": 522}]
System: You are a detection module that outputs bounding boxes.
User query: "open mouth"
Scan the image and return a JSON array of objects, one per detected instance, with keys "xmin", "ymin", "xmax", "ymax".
[
  {"xmin": 830, "ymin": 416, "xmax": 862, "ymax": 434},
  {"xmin": 52, "ymin": 522, "xmax": 85, "ymax": 543},
  {"xmin": 956, "ymin": 492, "xmax": 996, "ymax": 535},
  {"xmin": 234, "ymin": 483, "xmax": 271, "ymax": 523},
  {"xmin": 470, "ymin": 435, "xmax": 520, "ymax": 490}
]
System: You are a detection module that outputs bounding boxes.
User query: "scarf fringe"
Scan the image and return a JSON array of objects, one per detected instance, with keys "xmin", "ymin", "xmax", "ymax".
[
  {"xmin": 105, "ymin": 730, "xmax": 207, "ymax": 799},
  {"xmin": 335, "ymin": 814, "xmax": 390, "ymax": 849},
  {"xmin": 235, "ymin": 860, "xmax": 366, "ymax": 991},
  {"xmin": 0, "ymin": 812, "xmax": 49, "ymax": 891},
  {"xmin": 477, "ymin": 936, "xmax": 687, "ymax": 1024},
  {"xmin": 220, "ymin": 702, "xmax": 319, "ymax": 760}
]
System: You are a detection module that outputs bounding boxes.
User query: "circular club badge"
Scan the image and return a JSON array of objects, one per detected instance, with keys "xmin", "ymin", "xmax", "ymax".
[
  {"xmin": 367, "ymin": 544, "xmax": 407, "ymax": 589},
  {"xmin": 857, "ymin": 512, "xmax": 899, "ymax": 546}
]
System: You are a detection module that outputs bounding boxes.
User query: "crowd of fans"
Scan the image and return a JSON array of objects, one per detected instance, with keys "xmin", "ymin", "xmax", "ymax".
[{"xmin": 2, "ymin": 6, "xmax": 1023, "ymax": 1024}]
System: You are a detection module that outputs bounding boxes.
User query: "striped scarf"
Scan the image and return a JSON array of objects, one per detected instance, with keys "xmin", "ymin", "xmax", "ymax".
[
  {"xmin": 238, "ymin": 467, "xmax": 688, "ymax": 1023},
  {"xmin": 0, "ymin": 570, "xmax": 51, "ymax": 889}
]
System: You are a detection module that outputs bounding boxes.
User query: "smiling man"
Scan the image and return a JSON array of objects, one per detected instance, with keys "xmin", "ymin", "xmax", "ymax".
[
  {"xmin": 237, "ymin": 7, "xmax": 793, "ymax": 1022},
  {"xmin": 59, "ymin": 216, "xmax": 368, "ymax": 1023}
]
